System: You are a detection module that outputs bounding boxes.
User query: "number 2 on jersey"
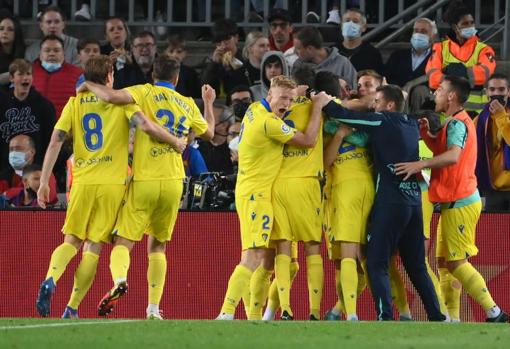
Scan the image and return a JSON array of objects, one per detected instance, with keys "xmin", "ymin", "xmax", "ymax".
[{"xmin": 82, "ymin": 113, "xmax": 103, "ymax": 151}]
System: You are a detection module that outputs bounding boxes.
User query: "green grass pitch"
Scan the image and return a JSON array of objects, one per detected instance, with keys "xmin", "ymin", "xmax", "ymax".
[{"xmin": 1, "ymin": 319, "xmax": 509, "ymax": 349}]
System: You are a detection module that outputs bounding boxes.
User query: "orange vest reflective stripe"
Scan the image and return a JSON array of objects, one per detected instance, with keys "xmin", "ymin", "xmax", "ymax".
[
  {"xmin": 440, "ymin": 38, "xmax": 487, "ymax": 68},
  {"xmin": 429, "ymin": 110, "xmax": 478, "ymax": 202}
]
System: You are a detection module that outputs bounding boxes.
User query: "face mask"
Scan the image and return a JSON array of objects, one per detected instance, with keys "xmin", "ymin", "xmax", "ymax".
[
  {"xmin": 41, "ymin": 61, "xmax": 62, "ymax": 73},
  {"xmin": 489, "ymin": 95, "xmax": 507, "ymax": 105},
  {"xmin": 410, "ymin": 33, "xmax": 430, "ymax": 51},
  {"xmin": 460, "ymin": 26, "xmax": 477, "ymax": 39},
  {"xmin": 9, "ymin": 151, "xmax": 28, "ymax": 170},
  {"xmin": 342, "ymin": 21, "xmax": 361, "ymax": 39},
  {"xmin": 233, "ymin": 102, "xmax": 250, "ymax": 121},
  {"xmin": 228, "ymin": 136, "xmax": 240, "ymax": 152}
]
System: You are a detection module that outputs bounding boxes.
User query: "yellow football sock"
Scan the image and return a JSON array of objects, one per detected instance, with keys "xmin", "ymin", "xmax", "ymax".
[
  {"xmin": 306, "ymin": 254, "xmax": 323, "ymax": 319},
  {"xmin": 266, "ymin": 278, "xmax": 279, "ymax": 312},
  {"xmin": 439, "ymin": 268, "xmax": 462, "ymax": 320},
  {"xmin": 290, "ymin": 261, "xmax": 300, "ymax": 282},
  {"xmin": 67, "ymin": 251, "xmax": 99, "ymax": 309},
  {"xmin": 242, "ymin": 284, "xmax": 251, "ymax": 318},
  {"xmin": 340, "ymin": 258, "xmax": 358, "ymax": 317},
  {"xmin": 110, "ymin": 245, "xmax": 130, "ymax": 285},
  {"xmin": 275, "ymin": 254, "xmax": 292, "ymax": 316},
  {"xmin": 248, "ymin": 266, "xmax": 272, "ymax": 320},
  {"xmin": 220, "ymin": 264, "xmax": 252, "ymax": 315},
  {"xmin": 425, "ymin": 257, "xmax": 448, "ymax": 316},
  {"xmin": 452, "ymin": 263, "xmax": 496, "ymax": 312},
  {"xmin": 147, "ymin": 252, "xmax": 167, "ymax": 306},
  {"xmin": 389, "ymin": 258, "xmax": 411, "ymax": 317},
  {"xmin": 45, "ymin": 242, "xmax": 78, "ymax": 283},
  {"xmin": 334, "ymin": 268, "xmax": 346, "ymax": 315}
]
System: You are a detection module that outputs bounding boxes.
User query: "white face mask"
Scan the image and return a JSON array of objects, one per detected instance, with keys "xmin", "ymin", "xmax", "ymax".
[
  {"xmin": 410, "ymin": 33, "xmax": 430, "ymax": 50},
  {"xmin": 459, "ymin": 26, "xmax": 477, "ymax": 39},
  {"xmin": 228, "ymin": 136, "xmax": 240, "ymax": 151},
  {"xmin": 342, "ymin": 21, "xmax": 362, "ymax": 39},
  {"xmin": 9, "ymin": 151, "xmax": 28, "ymax": 170},
  {"xmin": 41, "ymin": 61, "xmax": 62, "ymax": 72}
]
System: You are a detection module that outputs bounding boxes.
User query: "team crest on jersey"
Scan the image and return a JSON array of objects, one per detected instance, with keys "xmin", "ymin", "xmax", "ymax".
[
  {"xmin": 458, "ymin": 225, "xmax": 465, "ymax": 234},
  {"xmin": 281, "ymin": 124, "xmax": 291, "ymax": 134}
]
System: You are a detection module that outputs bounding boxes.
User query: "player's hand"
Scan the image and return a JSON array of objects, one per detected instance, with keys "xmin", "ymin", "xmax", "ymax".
[
  {"xmin": 337, "ymin": 124, "xmax": 353, "ymax": 138},
  {"xmin": 76, "ymin": 81, "xmax": 89, "ymax": 94},
  {"xmin": 37, "ymin": 183, "xmax": 50, "ymax": 209},
  {"xmin": 172, "ymin": 137, "xmax": 187, "ymax": 154},
  {"xmin": 202, "ymin": 84, "xmax": 216, "ymax": 104},
  {"xmin": 394, "ymin": 161, "xmax": 424, "ymax": 181},
  {"xmin": 489, "ymin": 99, "xmax": 505, "ymax": 114},
  {"xmin": 311, "ymin": 91, "xmax": 333, "ymax": 108}
]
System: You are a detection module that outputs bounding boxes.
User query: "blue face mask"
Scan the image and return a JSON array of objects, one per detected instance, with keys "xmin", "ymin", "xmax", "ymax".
[
  {"xmin": 460, "ymin": 26, "xmax": 477, "ymax": 39},
  {"xmin": 410, "ymin": 33, "xmax": 430, "ymax": 51},
  {"xmin": 9, "ymin": 151, "xmax": 28, "ymax": 170},
  {"xmin": 41, "ymin": 61, "xmax": 62, "ymax": 73},
  {"xmin": 342, "ymin": 21, "xmax": 362, "ymax": 39}
]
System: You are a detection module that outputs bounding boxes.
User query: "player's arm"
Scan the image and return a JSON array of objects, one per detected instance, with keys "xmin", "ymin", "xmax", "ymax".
[
  {"xmin": 78, "ymin": 81, "xmax": 134, "ymax": 104},
  {"xmin": 198, "ymin": 84, "xmax": 215, "ymax": 141},
  {"xmin": 131, "ymin": 112, "xmax": 187, "ymax": 153},
  {"xmin": 285, "ymin": 95, "xmax": 323, "ymax": 147},
  {"xmin": 38, "ymin": 129, "xmax": 67, "ymax": 208},
  {"xmin": 324, "ymin": 125, "xmax": 353, "ymax": 169},
  {"xmin": 394, "ymin": 145, "xmax": 461, "ymax": 180}
]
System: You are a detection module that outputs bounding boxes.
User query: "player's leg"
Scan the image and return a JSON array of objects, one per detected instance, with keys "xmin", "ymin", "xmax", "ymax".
[
  {"xmin": 388, "ymin": 255, "xmax": 412, "ymax": 320},
  {"xmin": 305, "ymin": 241, "xmax": 323, "ymax": 320},
  {"xmin": 274, "ymin": 239, "xmax": 293, "ymax": 320},
  {"xmin": 339, "ymin": 242, "xmax": 359, "ymax": 321},
  {"xmin": 146, "ymin": 236, "xmax": 167, "ymax": 319},
  {"xmin": 424, "ymin": 239, "xmax": 449, "ymax": 319},
  {"xmin": 248, "ymin": 249, "xmax": 274, "ymax": 320}
]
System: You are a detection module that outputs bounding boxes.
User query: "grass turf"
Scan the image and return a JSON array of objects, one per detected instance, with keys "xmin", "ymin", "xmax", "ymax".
[{"xmin": 0, "ymin": 318, "xmax": 509, "ymax": 349}]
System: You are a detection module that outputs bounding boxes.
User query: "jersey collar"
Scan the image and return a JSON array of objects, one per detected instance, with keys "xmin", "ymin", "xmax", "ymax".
[
  {"xmin": 261, "ymin": 98, "xmax": 272, "ymax": 112},
  {"xmin": 154, "ymin": 81, "xmax": 176, "ymax": 90}
]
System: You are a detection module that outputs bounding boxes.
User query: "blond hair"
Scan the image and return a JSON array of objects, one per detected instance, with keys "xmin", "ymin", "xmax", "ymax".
[
  {"xmin": 270, "ymin": 75, "xmax": 297, "ymax": 90},
  {"xmin": 242, "ymin": 31, "xmax": 266, "ymax": 60}
]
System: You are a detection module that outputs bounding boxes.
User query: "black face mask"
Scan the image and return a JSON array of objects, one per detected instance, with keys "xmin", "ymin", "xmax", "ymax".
[
  {"xmin": 26, "ymin": 187, "xmax": 37, "ymax": 200},
  {"xmin": 489, "ymin": 95, "xmax": 507, "ymax": 105},
  {"xmin": 233, "ymin": 102, "xmax": 250, "ymax": 121}
]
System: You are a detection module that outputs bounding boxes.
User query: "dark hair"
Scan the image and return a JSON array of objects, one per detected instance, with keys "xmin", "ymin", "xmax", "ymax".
[
  {"xmin": 167, "ymin": 34, "xmax": 186, "ymax": 51},
  {"xmin": 40, "ymin": 34, "xmax": 64, "ymax": 49},
  {"xmin": 104, "ymin": 16, "xmax": 130, "ymax": 38},
  {"xmin": 133, "ymin": 30, "xmax": 155, "ymax": 43},
  {"xmin": 0, "ymin": 14, "xmax": 25, "ymax": 58},
  {"xmin": 292, "ymin": 64, "xmax": 315, "ymax": 88},
  {"xmin": 487, "ymin": 73, "xmax": 510, "ymax": 88},
  {"xmin": 262, "ymin": 54, "xmax": 283, "ymax": 86},
  {"xmin": 315, "ymin": 71, "xmax": 341, "ymax": 98},
  {"xmin": 443, "ymin": 0, "xmax": 472, "ymax": 25},
  {"xmin": 295, "ymin": 27, "xmax": 323, "ymax": 49},
  {"xmin": 22, "ymin": 163, "xmax": 42, "ymax": 178},
  {"xmin": 39, "ymin": 5, "xmax": 66, "ymax": 21},
  {"xmin": 226, "ymin": 85, "xmax": 253, "ymax": 106},
  {"xmin": 212, "ymin": 18, "xmax": 238, "ymax": 43},
  {"xmin": 443, "ymin": 75, "xmax": 471, "ymax": 104},
  {"xmin": 84, "ymin": 55, "xmax": 113, "ymax": 85},
  {"xmin": 376, "ymin": 85, "xmax": 405, "ymax": 112},
  {"xmin": 77, "ymin": 38, "xmax": 101, "ymax": 53},
  {"xmin": 153, "ymin": 54, "xmax": 180, "ymax": 81},
  {"xmin": 344, "ymin": 7, "xmax": 367, "ymax": 24}
]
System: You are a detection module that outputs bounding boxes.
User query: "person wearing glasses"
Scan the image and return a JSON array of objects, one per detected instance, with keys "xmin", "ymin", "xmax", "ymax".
[{"xmin": 267, "ymin": 8, "xmax": 298, "ymax": 69}]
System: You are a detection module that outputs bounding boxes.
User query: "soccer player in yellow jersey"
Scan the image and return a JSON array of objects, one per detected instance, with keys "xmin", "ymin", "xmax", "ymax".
[
  {"xmin": 216, "ymin": 75, "xmax": 323, "ymax": 320},
  {"xmin": 35, "ymin": 55, "xmax": 186, "ymax": 318},
  {"xmin": 81, "ymin": 54, "xmax": 215, "ymax": 319}
]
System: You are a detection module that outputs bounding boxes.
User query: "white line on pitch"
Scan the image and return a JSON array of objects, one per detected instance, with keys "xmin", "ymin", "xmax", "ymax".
[{"xmin": 0, "ymin": 319, "xmax": 143, "ymax": 330}]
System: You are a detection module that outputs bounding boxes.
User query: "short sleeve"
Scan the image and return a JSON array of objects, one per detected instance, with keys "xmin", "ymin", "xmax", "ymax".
[
  {"xmin": 124, "ymin": 84, "xmax": 148, "ymax": 106},
  {"xmin": 446, "ymin": 119, "xmax": 468, "ymax": 148},
  {"xmin": 55, "ymin": 98, "xmax": 74, "ymax": 132},
  {"xmin": 123, "ymin": 103, "xmax": 142, "ymax": 121},
  {"xmin": 264, "ymin": 116, "xmax": 296, "ymax": 144}
]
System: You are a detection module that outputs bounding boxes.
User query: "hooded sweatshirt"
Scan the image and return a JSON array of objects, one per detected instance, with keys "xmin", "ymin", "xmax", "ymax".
[{"xmin": 250, "ymin": 50, "xmax": 290, "ymax": 101}]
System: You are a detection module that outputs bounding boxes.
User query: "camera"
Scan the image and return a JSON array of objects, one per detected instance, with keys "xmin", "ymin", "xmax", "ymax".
[{"xmin": 181, "ymin": 172, "xmax": 237, "ymax": 210}]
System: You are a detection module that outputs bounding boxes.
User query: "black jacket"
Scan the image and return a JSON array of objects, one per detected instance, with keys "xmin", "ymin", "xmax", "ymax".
[{"xmin": 385, "ymin": 48, "xmax": 431, "ymax": 87}]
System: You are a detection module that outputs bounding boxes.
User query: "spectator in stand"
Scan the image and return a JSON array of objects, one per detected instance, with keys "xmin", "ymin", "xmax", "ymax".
[
  {"xmin": 25, "ymin": 6, "xmax": 80, "ymax": 66},
  {"xmin": 475, "ymin": 73, "xmax": 510, "ymax": 211},
  {"xmin": 242, "ymin": 31, "xmax": 270, "ymax": 86},
  {"xmin": 201, "ymin": 18, "xmax": 250, "ymax": 97},
  {"xmin": 0, "ymin": 59, "xmax": 56, "ymax": 190},
  {"xmin": 335, "ymin": 8, "xmax": 384, "ymax": 75},
  {"xmin": 165, "ymin": 34, "xmax": 201, "ymax": 98},
  {"xmin": 114, "ymin": 31, "xmax": 156, "ymax": 89},
  {"xmin": 227, "ymin": 85, "xmax": 253, "ymax": 120},
  {"xmin": 426, "ymin": 1, "xmax": 496, "ymax": 115},
  {"xmin": 293, "ymin": 26, "xmax": 357, "ymax": 90},
  {"xmin": 197, "ymin": 102, "xmax": 235, "ymax": 174},
  {"xmin": 101, "ymin": 17, "xmax": 132, "ymax": 73},
  {"xmin": 267, "ymin": 8, "xmax": 298, "ymax": 68},
  {"xmin": 31, "ymin": 35, "xmax": 82, "ymax": 118},
  {"xmin": 7, "ymin": 163, "xmax": 44, "ymax": 207},
  {"xmin": 183, "ymin": 131, "xmax": 209, "ymax": 177},
  {"xmin": 0, "ymin": 14, "xmax": 25, "ymax": 87},
  {"xmin": 227, "ymin": 121, "xmax": 241, "ymax": 168},
  {"xmin": 250, "ymin": 50, "xmax": 290, "ymax": 101},
  {"xmin": 77, "ymin": 38, "xmax": 100, "ymax": 69},
  {"xmin": 1, "ymin": 134, "xmax": 57, "ymax": 205},
  {"xmin": 386, "ymin": 18, "xmax": 437, "ymax": 113}
]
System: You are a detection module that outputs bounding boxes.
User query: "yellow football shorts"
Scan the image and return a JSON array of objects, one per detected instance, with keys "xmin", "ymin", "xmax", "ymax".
[
  {"xmin": 62, "ymin": 183, "xmax": 125, "ymax": 243},
  {"xmin": 236, "ymin": 196, "xmax": 273, "ymax": 250},
  {"xmin": 271, "ymin": 177, "xmax": 323, "ymax": 243},
  {"xmin": 113, "ymin": 179, "xmax": 183, "ymax": 242},
  {"xmin": 422, "ymin": 190, "xmax": 434, "ymax": 239},
  {"xmin": 436, "ymin": 200, "xmax": 481, "ymax": 261}
]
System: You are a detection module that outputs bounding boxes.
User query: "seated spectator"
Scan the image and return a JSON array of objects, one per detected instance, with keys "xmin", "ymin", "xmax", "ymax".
[
  {"xmin": 183, "ymin": 131, "xmax": 209, "ymax": 177},
  {"xmin": 475, "ymin": 73, "xmax": 510, "ymax": 211},
  {"xmin": 197, "ymin": 103, "xmax": 235, "ymax": 174},
  {"xmin": 0, "ymin": 59, "xmax": 56, "ymax": 188},
  {"xmin": 165, "ymin": 34, "xmax": 200, "ymax": 98},
  {"xmin": 24, "ymin": 6, "xmax": 79, "ymax": 66},
  {"xmin": 101, "ymin": 17, "xmax": 132, "ymax": 72},
  {"xmin": 7, "ymin": 163, "xmax": 43, "ymax": 207},
  {"xmin": 227, "ymin": 85, "xmax": 253, "ymax": 120},
  {"xmin": 250, "ymin": 50, "xmax": 290, "ymax": 101},
  {"xmin": 386, "ymin": 18, "xmax": 437, "ymax": 113},
  {"xmin": 31, "ymin": 35, "xmax": 82, "ymax": 118},
  {"xmin": 293, "ymin": 26, "xmax": 357, "ymax": 90},
  {"xmin": 0, "ymin": 14, "xmax": 25, "ymax": 87},
  {"xmin": 267, "ymin": 8, "xmax": 298, "ymax": 68},
  {"xmin": 242, "ymin": 31, "xmax": 269, "ymax": 86},
  {"xmin": 114, "ymin": 31, "xmax": 156, "ymax": 89},
  {"xmin": 335, "ymin": 8, "xmax": 384, "ymax": 75},
  {"xmin": 1, "ymin": 134, "xmax": 57, "ymax": 204},
  {"xmin": 75, "ymin": 38, "xmax": 101, "ymax": 87},
  {"xmin": 201, "ymin": 18, "xmax": 250, "ymax": 97}
]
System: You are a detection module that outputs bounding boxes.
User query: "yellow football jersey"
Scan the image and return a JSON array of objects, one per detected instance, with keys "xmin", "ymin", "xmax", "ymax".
[
  {"xmin": 56, "ymin": 91, "xmax": 138, "ymax": 185},
  {"xmin": 278, "ymin": 97, "xmax": 323, "ymax": 179},
  {"xmin": 329, "ymin": 136, "xmax": 374, "ymax": 186},
  {"xmin": 125, "ymin": 82, "xmax": 208, "ymax": 181},
  {"xmin": 236, "ymin": 99, "xmax": 297, "ymax": 199}
]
